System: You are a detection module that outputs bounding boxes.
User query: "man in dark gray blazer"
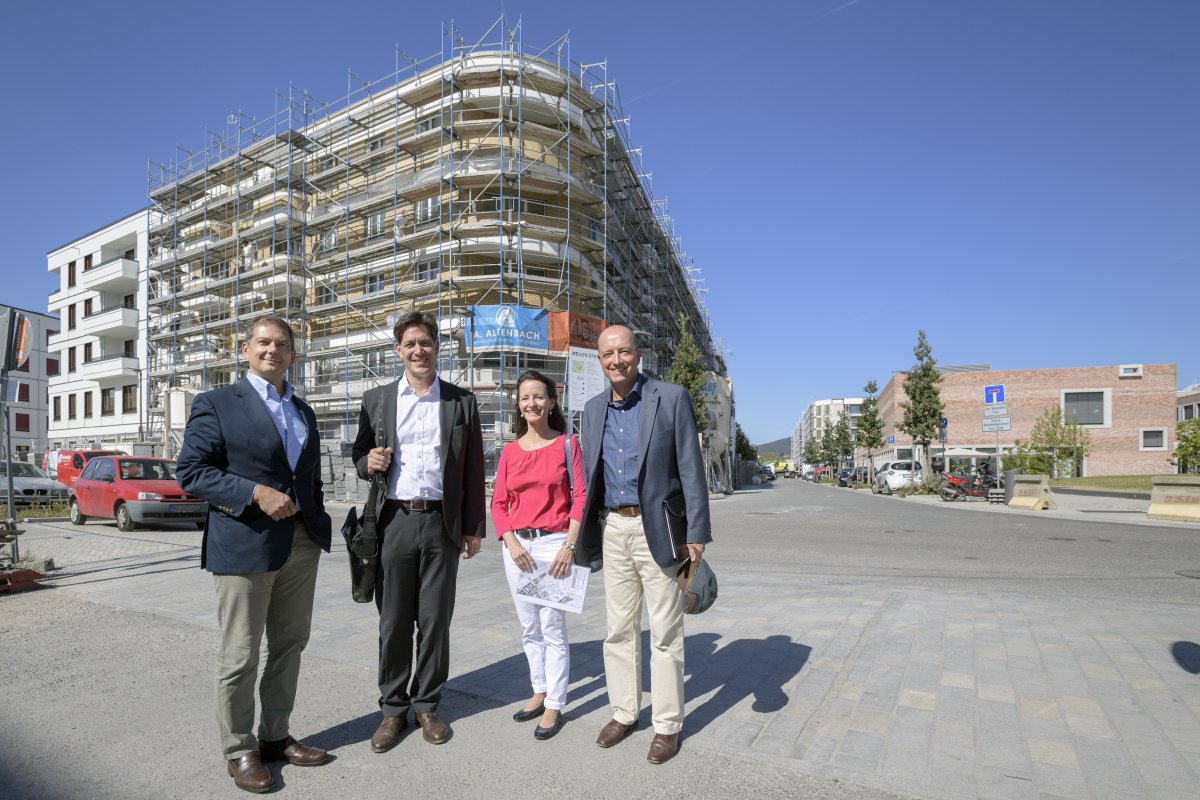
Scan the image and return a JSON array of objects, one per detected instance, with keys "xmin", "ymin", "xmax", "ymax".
[
  {"xmin": 574, "ymin": 324, "xmax": 712, "ymax": 765},
  {"xmin": 352, "ymin": 310, "xmax": 485, "ymax": 753},
  {"xmin": 178, "ymin": 315, "xmax": 333, "ymax": 793}
]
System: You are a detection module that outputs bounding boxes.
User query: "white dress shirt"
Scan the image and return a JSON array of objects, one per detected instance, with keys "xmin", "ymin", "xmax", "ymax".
[{"xmin": 386, "ymin": 375, "xmax": 443, "ymax": 501}]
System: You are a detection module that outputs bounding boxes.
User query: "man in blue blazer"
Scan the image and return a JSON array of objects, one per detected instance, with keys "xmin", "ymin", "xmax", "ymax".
[
  {"xmin": 178, "ymin": 315, "xmax": 333, "ymax": 793},
  {"xmin": 574, "ymin": 324, "xmax": 712, "ymax": 765}
]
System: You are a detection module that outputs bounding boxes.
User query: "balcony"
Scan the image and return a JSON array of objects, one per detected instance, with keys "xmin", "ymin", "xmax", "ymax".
[
  {"xmin": 79, "ymin": 257, "xmax": 138, "ymax": 293},
  {"xmin": 78, "ymin": 354, "xmax": 139, "ymax": 382},
  {"xmin": 78, "ymin": 306, "xmax": 138, "ymax": 338}
]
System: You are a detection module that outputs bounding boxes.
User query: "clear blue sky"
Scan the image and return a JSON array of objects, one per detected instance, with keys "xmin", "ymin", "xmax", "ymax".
[{"xmin": 3, "ymin": 1, "xmax": 1197, "ymax": 444}]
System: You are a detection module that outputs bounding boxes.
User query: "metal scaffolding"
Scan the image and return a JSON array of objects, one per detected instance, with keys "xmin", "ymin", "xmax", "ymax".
[{"xmin": 145, "ymin": 17, "xmax": 717, "ymax": 473}]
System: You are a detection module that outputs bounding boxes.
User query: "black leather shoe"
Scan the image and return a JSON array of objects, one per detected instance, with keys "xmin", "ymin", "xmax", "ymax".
[
  {"xmin": 513, "ymin": 703, "xmax": 545, "ymax": 722},
  {"xmin": 534, "ymin": 712, "xmax": 563, "ymax": 740}
]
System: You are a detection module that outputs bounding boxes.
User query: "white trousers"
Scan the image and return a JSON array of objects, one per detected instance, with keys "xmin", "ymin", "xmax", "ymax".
[
  {"xmin": 602, "ymin": 512, "xmax": 685, "ymax": 735},
  {"xmin": 502, "ymin": 532, "xmax": 571, "ymax": 710}
]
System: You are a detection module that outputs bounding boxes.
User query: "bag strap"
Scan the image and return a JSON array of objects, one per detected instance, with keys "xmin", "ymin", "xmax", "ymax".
[
  {"xmin": 361, "ymin": 392, "xmax": 388, "ymax": 531},
  {"xmin": 563, "ymin": 434, "xmax": 573, "ymax": 494}
]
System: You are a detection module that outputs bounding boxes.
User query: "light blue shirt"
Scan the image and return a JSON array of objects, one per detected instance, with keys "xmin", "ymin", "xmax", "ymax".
[
  {"xmin": 602, "ymin": 373, "xmax": 645, "ymax": 507},
  {"xmin": 245, "ymin": 371, "xmax": 308, "ymax": 509}
]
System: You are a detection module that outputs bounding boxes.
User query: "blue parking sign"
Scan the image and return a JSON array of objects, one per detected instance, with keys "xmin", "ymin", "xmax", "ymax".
[
  {"xmin": 984, "ymin": 384, "xmax": 1005, "ymax": 404},
  {"xmin": 887, "ymin": 435, "xmax": 895, "ymax": 444}
]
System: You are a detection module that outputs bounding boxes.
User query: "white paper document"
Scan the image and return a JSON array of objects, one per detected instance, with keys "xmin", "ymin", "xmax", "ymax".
[{"xmin": 512, "ymin": 560, "xmax": 590, "ymax": 614}]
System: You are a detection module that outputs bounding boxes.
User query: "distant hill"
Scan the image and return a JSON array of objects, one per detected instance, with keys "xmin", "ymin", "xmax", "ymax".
[{"xmin": 755, "ymin": 437, "xmax": 792, "ymax": 458}]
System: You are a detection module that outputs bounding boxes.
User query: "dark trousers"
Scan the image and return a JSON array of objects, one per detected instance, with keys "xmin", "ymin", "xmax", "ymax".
[{"xmin": 375, "ymin": 505, "xmax": 459, "ymax": 717}]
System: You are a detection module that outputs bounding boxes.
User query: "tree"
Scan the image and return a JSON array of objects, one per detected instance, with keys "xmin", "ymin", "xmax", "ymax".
[
  {"xmin": 735, "ymin": 422, "xmax": 757, "ymax": 461},
  {"xmin": 1007, "ymin": 406, "xmax": 1091, "ymax": 477},
  {"xmin": 832, "ymin": 412, "xmax": 854, "ymax": 469},
  {"xmin": 1174, "ymin": 419, "xmax": 1200, "ymax": 473},
  {"xmin": 819, "ymin": 424, "xmax": 838, "ymax": 472},
  {"xmin": 858, "ymin": 379, "xmax": 885, "ymax": 483},
  {"xmin": 898, "ymin": 330, "xmax": 943, "ymax": 475},
  {"xmin": 667, "ymin": 313, "xmax": 709, "ymax": 431},
  {"xmin": 802, "ymin": 434, "xmax": 821, "ymax": 467}
]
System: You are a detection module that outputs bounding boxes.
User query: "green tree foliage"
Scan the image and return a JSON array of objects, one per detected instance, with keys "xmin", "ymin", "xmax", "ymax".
[
  {"xmin": 1006, "ymin": 406, "xmax": 1092, "ymax": 477},
  {"xmin": 802, "ymin": 434, "xmax": 821, "ymax": 466},
  {"xmin": 735, "ymin": 423, "xmax": 757, "ymax": 461},
  {"xmin": 819, "ymin": 424, "xmax": 838, "ymax": 469},
  {"xmin": 667, "ymin": 314, "xmax": 709, "ymax": 431},
  {"xmin": 898, "ymin": 330, "xmax": 943, "ymax": 474},
  {"xmin": 1174, "ymin": 419, "xmax": 1200, "ymax": 473},
  {"xmin": 858, "ymin": 380, "xmax": 885, "ymax": 482},
  {"xmin": 832, "ymin": 412, "xmax": 854, "ymax": 468}
]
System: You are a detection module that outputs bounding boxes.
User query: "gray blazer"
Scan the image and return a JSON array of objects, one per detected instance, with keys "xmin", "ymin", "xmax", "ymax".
[
  {"xmin": 350, "ymin": 377, "xmax": 486, "ymax": 546},
  {"xmin": 575, "ymin": 376, "xmax": 712, "ymax": 568}
]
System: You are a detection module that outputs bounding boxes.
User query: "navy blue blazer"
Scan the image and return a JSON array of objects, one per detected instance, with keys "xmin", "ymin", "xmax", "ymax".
[
  {"xmin": 177, "ymin": 377, "xmax": 332, "ymax": 573},
  {"xmin": 575, "ymin": 377, "xmax": 712, "ymax": 568}
]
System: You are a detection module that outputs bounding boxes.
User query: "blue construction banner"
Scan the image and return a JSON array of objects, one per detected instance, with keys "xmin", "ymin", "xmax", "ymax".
[{"xmin": 470, "ymin": 304, "xmax": 549, "ymax": 353}]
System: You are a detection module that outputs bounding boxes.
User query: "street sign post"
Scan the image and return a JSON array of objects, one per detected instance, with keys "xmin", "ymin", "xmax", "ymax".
[
  {"xmin": 983, "ymin": 404, "xmax": 1008, "ymax": 418},
  {"xmin": 984, "ymin": 384, "xmax": 1005, "ymax": 404}
]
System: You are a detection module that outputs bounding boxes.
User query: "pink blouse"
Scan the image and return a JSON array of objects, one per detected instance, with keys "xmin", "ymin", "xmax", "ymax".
[{"xmin": 491, "ymin": 435, "xmax": 586, "ymax": 538}]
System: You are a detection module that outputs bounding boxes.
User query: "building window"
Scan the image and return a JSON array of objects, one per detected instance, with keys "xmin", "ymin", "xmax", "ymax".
[
  {"xmin": 68, "ymin": 305, "xmax": 77, "ymax": 329},
  {"xmin": 17, "ymin": 383, "xmax": 29, "ymax": 403},
  {"xmin": 414, "ymin": 116, "xmax": 438, "ymax": 135},
  {"xmin": 367, "ymin": 135, "xmax": 387, "ymax": 153},
  {"xmin": 588, "ymin": 217, "xmax": 602, "ymax": 242},
  {"xmin": 68, "ymin": 348, "xmax": 77, "ymax": 372},
  {"xmin": 315, "ymin": 284, "xmax": 336, "ymax": 305},
  {"xmin": 84, "ymin": 392, "xmax": 93, "ymax": 417},
  {"xmin": 1062, "ymin": 389, "xmax": 1110, "ymax": 427},
  {"xmin": 124, "ymin": 247, "xmax": 136, "ymax": 261},
  {"xmin": 364, "ymin": 272, "xmax": 388, "ymax": 295},
  {"xmin": 101, "ymin": 388, "xmax": 115, "ymax": 416},
  {"xmin": 123, "ymin": 294, "xmax": 136, "ymax": 310},
  {"xmin": 122, "ymin": 385, "xmax": 137, "ymax": 414},
  {"xmin": 46, "ymin": 357, "xmax": 59, "ymax": 376},
  {"xmin": 1140, "ymin": 428, "xmax": 1168, "ymax": 451},
  {"xmin": 124, "ymin": 340, "xmax": 135, "ymax": 358},
  {"xmin": 414, "ymin": 259, "xmax": 438, "ymax": 283},
  {"xmin": 1185, "ymin": 405, "xmax": 1196, "ymax": 421},
  {"xmin": 414, "ymin": 197, "xmax": 438, "ymax": 224},
  {"xmin": 68, "ymin": 260, "xmax": 77, "ymax": 287},
  {"xmin": 84, "ymin": 254, "xmax": 92, "ymax": 270},
  {"xmin": 14, "ymin": 413, "xmax": 29, "ymax": 432},
  {"xmin": 68, "ymin": 394, "xmax": 77, "ymax": 419},
  {"xmin": 53, "ymin": 396, "xmax": 61, "ymax": 421},
  {"xmin": 365, "ymin": 211, "xmax": 386, "ymax": 241},
  {"xmin": 83, "ymin": 343, "xmax": 93, "ymax": 363},
  {"xmin": 83, "ymin": 298, "xmax": 93, "ymax": 317},
  {"xmin": 321, "ymin": 227, "xmax": 339, "ymax": 252}
]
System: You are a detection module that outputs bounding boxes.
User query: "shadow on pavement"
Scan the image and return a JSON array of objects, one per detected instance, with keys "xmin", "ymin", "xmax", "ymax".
[
  {"xmin": 1171, "ymin": 641, "xmax": 1200, "ymax": 674},
  {"xmin": 684, "ymin": 633, "xmax": 810, "ymax": 733}
]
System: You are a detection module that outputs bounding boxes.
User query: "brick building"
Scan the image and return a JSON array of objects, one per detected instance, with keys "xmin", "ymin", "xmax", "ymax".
[{"xmin": 871, "ymin": 363, "xmax": 1177, "ymax": 476}]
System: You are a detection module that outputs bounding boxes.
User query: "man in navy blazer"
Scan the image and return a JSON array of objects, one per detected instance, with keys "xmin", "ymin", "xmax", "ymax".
[
  {"xmin": 574, "ymin": 324, "xmax": 712, "ymax": 765},
  {"xmin": 178, "ymin": 315, "xmax": 332, "ymax": 793}
]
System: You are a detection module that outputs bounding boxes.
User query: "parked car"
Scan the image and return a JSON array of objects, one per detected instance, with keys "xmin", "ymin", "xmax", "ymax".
[
  {"xmin": 839, "ymin": 466, "xmax": 869, "ymax": 486},
  {"xmin": 813, "ymin": 466, "xmax": 831, "ymax": 482},
  {"xmin": 0, "ymin": 462, "xmax": 70, "ymax": 507},
  {"xmin": 43, "ymin": 449, "xmax": 127, "ymax": 488},
  {"xmin": 836, "ymin": 469, "xmax": 853, "ymax": 487},
  {"xmin": 70, "ymin": 456, "xmax": 207, "ymax": 531},
  {"xmin": 872, "ymin": 461, "xmax": 919, "ymax": 495}
]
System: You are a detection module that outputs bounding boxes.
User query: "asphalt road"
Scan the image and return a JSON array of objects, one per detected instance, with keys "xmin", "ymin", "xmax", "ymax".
[{"xmin": 718, "ymin": 479, "xmax": 1200, "ymax": 604}]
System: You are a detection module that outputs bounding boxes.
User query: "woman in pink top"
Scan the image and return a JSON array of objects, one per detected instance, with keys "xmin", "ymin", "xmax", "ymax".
[{"xmin": 491, "ymin": 370, "xmax": 586, "ymax": 740}]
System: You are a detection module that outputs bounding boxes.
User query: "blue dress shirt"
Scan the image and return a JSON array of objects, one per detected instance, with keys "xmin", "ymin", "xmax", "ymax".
[
  {"xmin": 602, "ymin": 373, "xmax": 645, "ymax": 507},
  {"xmin": 245, "ymin": 371, "xmax": 308, "ymax": 508}
]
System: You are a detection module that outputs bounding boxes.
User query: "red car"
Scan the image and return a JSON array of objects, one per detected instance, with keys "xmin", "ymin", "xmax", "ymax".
[{"xmin": 69, "ymin": 456, "xmax": 207, "ymax": 531}]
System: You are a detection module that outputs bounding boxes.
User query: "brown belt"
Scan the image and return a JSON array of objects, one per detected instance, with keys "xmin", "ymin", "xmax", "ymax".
[
  {"xmin": 607, "ymin": 505, "xmax": 642, "ymax": 518},
  {"xmin": 384, "ymin": 499, "xmax": 443, "ymax": 512}
]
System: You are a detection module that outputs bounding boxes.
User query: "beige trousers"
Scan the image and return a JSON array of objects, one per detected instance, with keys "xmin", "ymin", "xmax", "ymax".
[
  {"xmin": 601, "ymin": 512, "xmax": 685, "ymax": 735},
  {"xmin": 213, "ymin": 522, "xmax": 321, "ymax": 759}
]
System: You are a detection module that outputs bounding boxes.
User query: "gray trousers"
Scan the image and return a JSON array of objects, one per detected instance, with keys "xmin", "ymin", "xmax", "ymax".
[{"xmin": 213, "ymin": 522, "xmax": 321, "ymax": 759}]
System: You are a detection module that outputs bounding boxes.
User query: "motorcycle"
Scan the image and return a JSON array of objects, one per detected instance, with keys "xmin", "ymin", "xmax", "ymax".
[{"xmin": 939, "ymin": 470, "xmax": 1001, "ymax": 501}]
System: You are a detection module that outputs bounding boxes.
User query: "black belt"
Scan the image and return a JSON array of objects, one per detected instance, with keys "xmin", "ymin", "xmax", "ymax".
[
  {"xmin": 606, "ymin": 505, "xmax": 642, "ymax": 517},
  {"xmin": 512, "ymin": 528, "xmax": 564, "ymax": 540},
  {"xmin": 383, "ymin": 499, "xmax": 443, "ymax": 512}
]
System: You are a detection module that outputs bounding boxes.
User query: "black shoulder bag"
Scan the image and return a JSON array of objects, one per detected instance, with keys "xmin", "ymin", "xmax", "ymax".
[{"xmin": 340, "ymin": 396, "xmax": 386, "ymax": 604}]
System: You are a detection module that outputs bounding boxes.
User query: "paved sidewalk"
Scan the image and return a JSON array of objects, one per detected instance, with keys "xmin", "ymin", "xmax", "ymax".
[
  {"xmin": 6, "ymin": 498, "xmax": 1200, "ymax": 800},
  {"xmin": 897, "ymin": 488, "xmax": 1183, "ymax": 528}
]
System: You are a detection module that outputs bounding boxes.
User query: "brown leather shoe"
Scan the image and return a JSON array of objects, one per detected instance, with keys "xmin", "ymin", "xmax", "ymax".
[
  {"xmin": 260, "ymin": 735, "xmax": 329, "ymax": 766},
  {"xmin": 370, "ymin": 715, "xmax": 407, "ymax": 753},
  {"xmin": 227, "ymin": 752, "xmax": 274, "ymax": 793},
  {"xmin": 414, "ymin": 711, "xmax": 451, "ymax": 744},
  {"xmin": 595, "ymin": 718, "xmax": 637, "ymax": 748},
  {"xmin": 647, "ymin": 733, "xmax": 680, "ymax": 764}
]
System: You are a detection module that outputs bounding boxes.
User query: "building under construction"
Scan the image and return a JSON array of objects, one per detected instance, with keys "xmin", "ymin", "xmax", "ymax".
[{"xmin": 145, "ymin": 19, "xmax": 719, "ymax": 471}]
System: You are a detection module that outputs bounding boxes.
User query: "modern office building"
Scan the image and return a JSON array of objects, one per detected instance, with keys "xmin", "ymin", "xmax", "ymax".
[
  {"xmin": 49, "ymin": 21, "xmax": 719, "ymax": 475},
  {"xmin": 2, "ymin": 307, "xmax": 58, "ymax": 457},
  {"xmin": 46, "ymin": 212, "xmax": 149, "ymax": 454},
  {"xmin": 873, "ymin": 363, "xmax": 1177, "ymax": 476},
  {"xmin": 1178, "ymin": 382, "xmax": 1200, "ymax": 423},
  {"xmin": 793, "ymin": 398, "xmax": 864, "ymax": 463}
]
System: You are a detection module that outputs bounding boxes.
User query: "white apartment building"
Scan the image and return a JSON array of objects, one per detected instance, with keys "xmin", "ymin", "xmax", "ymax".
[
  {"xmin": 46, "ymin": 211, "xmax": 150, "ymax": 452},
  {"xmin": 793, "ymin": 397, "xmax": 864, "ymax": 463},
  {"xmin": 2, "ymin": 307, "xmax": 58, "ymax": 457}
]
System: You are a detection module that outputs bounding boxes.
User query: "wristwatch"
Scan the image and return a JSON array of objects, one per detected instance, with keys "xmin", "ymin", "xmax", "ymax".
[{"xmin": 564, "ymin": 542, "xmax": 576, "ymax": 552}]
